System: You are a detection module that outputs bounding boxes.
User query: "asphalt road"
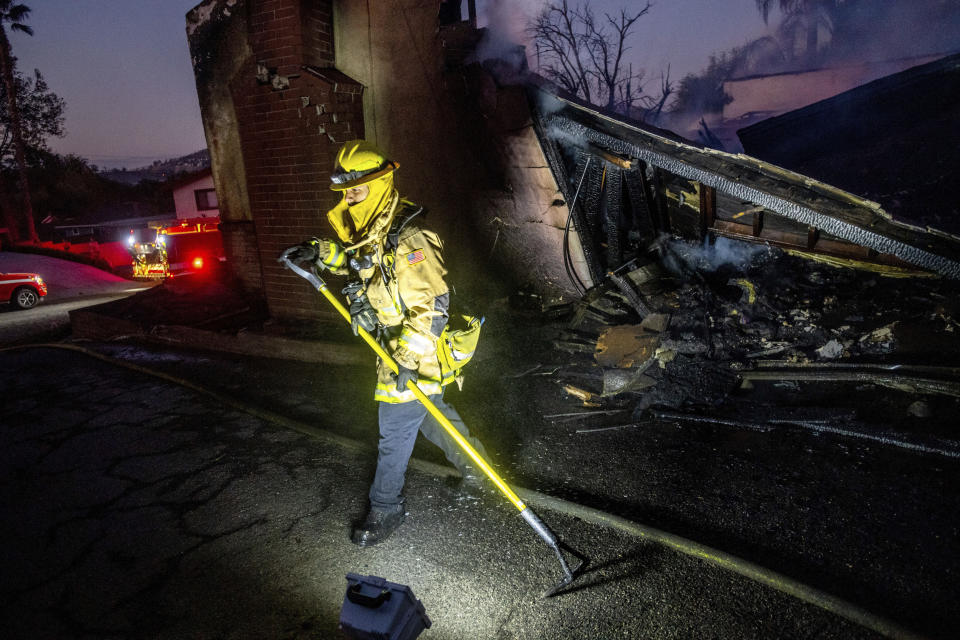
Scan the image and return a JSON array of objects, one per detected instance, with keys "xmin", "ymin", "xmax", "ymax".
[
  {"xmin": 77, "ymin": 336, "xmax": 960, "ymax": 640},
  {"xmin": 0, "ymin": 345, "xmax": 887, "ymax": 640}
]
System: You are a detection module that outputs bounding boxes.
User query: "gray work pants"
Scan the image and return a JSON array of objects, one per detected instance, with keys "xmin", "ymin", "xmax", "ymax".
[{"xmin": 368, "ymin": 390, "xmax": 488, "ymax": 511}]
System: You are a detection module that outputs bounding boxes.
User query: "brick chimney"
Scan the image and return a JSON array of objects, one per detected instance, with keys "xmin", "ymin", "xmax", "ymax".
[{"xmin": 188, "ymin": 0, "xmax": 364, "ymax": 319}]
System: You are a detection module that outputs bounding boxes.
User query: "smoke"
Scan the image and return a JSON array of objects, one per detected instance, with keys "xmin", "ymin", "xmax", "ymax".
[
  {"xmin": 480, "ymin": 0, "xmax": 541, "ymax": 50},
  {"xmin": 543, "ymin": 123, "xmax": 589, "ymax": 151},
  {"xmin": 825, "ymin": 0, "xmax": 960, "ymax": 67},
  {"xmin": 537, "ymin": 92, "xmax": 565, "ymax": 116},
  {"xmin": 667, "ymin": 0, "xmax": 960, "ymax": 145},
  {"xmin": 734, "ymin": 0, "xmax": 960, "ymax": 78},
  {"xmin": 654, "ymin": 234, "xmax": 772, "ymax": 277},
  {"xmin": 470, "ymin": 0, "xmax": 543, "ymax": 66}
]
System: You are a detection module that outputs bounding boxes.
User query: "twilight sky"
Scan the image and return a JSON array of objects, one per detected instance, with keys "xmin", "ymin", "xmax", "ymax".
[{"xmin": 12, "ymin": 1, "xmax": 775, "ymax": 170}]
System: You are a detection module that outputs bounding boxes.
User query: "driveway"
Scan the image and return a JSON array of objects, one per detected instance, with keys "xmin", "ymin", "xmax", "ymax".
[{"xmin": 0, "ymin": 252, "xmax": 154, "ymax": 344}]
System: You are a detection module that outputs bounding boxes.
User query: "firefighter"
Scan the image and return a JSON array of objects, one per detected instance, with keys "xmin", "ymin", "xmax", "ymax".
[{"xmin": 284, "ymin": 140, "xmax": 488, "ymax": 546}]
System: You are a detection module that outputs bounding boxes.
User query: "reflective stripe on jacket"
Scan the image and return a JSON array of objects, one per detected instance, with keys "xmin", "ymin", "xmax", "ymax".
[{"xmin": 319, "ymin": 240, "xmax": 347, "ymax": 271}]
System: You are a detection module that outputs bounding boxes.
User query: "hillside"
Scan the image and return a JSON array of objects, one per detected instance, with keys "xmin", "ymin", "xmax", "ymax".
[{"xmin": 100, "ymin": 149, "xmax": 210, "ymax": 185}]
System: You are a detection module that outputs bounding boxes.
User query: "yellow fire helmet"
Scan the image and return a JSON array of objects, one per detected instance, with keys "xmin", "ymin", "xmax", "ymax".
[{"xmin": 327, "ymin": 140, "xmax": 401, "ymax": 244}]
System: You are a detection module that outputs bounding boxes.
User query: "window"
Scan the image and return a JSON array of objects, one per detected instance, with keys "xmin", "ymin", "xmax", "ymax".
[{"xmin": 194, "ymin": 188, "xmax": 218, "ymax": 211}]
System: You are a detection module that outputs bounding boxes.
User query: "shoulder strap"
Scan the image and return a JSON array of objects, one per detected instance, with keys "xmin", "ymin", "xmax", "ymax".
[{"xmin": 386, "ymin": 202, "xmax": 425, "ymax": 251}]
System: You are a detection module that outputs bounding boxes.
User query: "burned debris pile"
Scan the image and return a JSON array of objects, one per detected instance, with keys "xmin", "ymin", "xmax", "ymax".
[
  {"xmin": 523, "ymin": 236, "xmax": 960, "ymax": 444},
  {"xmin": 516, "ymin": 86, "xmax": 960, "ymax": 447}
]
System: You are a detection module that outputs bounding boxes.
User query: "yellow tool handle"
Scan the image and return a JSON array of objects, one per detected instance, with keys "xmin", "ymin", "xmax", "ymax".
[{"xmin": 317, "ymin": 282, "xmax": 527, "ymax": 512}]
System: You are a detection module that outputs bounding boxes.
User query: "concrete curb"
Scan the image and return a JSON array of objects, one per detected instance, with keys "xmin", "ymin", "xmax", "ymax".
[{"xmin": 69, "ymin": 308, "xmax": 366, "ymax": 364}]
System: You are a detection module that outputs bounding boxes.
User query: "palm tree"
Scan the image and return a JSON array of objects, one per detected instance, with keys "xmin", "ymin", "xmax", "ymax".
[
  {"xmin": 0, "ymin": 1, "xmax": 37, "ymax": 243},
  {"xmin": 755, "ymin": 0, "xmax": 839, "ymax": 62}
]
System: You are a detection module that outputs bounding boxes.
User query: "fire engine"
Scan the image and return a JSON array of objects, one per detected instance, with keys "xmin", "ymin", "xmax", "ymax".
[{"xmin": 128, "ymin": 217, "xmax": 224, "ymax": 279}]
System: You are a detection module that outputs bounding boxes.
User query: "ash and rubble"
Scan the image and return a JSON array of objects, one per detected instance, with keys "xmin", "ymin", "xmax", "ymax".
[{"xmin": 513, "ymin": 235, "xmax": 960, "ymax": 450}]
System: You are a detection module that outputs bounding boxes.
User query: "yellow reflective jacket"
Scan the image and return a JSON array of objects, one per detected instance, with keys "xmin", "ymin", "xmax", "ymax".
[{"xmin": 350, "ymin": 202, "xmax": 453, "ymax": 403}]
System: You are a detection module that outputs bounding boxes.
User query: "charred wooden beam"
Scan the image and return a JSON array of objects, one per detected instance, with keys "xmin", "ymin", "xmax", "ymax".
[
  {"xmin": 712, "ymin": 219, "xmax": 918, "ymax": 268},
  {"xmin": 698, "ymin": 183, "xmax": 716, "ymax": 241},
  {"xmin": 752, "ymin": 210, "xmax": 764, "ymax": 237},
  {"xmin": 624, "ymin": 162, "xmax": 658, "ymax": 236},
  {"xmin": 590, "ymin": 144, "xmax": 633, "ymax": 169},
  {"xmin": 604, "ymin": 166, "xmax": 624, "ymax": 266},
  {"xmin": 752, "ymin": 360, "xmax": 960, "ymax": 377},
  {"xmin": 583, "ymin": 160, "xmax": 605, "ymax": 254},
  {"xmin": 651, "ymin": 169, "xmax": 672, "ymax": 232},
  {"xmin": 739, "ymin": 368, "xmax": 960, "ymax": 398},
  {"xmin": 607, "ymin": 271, "xmax": 651, "ymax": 318}
]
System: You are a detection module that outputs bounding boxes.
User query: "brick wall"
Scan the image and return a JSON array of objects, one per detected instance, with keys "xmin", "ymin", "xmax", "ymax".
[
  {"xmin": 219, "ymin": 220, "xmax": 262, "ymax": 289},
  {"xmin": 300, "ymin": 0, "xmax": 335, "ymax": 68},
  {"xmin": 230, "ymin": 0, "xmax": 364, "ymax": 320}
]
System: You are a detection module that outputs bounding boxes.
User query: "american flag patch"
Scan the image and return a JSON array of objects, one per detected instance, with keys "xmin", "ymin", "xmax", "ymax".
[{"xmin": 406, "ymin": 249, "xmax": 426, "ymax": 265}]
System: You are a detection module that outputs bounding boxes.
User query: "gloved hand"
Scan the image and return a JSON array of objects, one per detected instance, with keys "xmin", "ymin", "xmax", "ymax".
[
  {"xmin": 279, "ymin": 238, "xmax": 319, "ymax": 263},
  {"xmin": 315, "ymin": 239, "xmax": 344, "ymax": 269},
  {"xmin": 341, "ymin": 282, "xmax": 378, "ymax": 336},
  {"xmin": 392, "ymin": 345, "xmax": 420, "ymax": 390},
  {"xmin": 349, "ymin": 295, "xmax": 378, "ymax": 336},
  {"xmin": 395, "ymin": 364, "xmax": 418, "ymax": 391}
]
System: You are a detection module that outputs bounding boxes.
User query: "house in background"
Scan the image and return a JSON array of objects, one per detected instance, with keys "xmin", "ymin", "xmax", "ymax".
[
  {"xmin": 158, "ymin": 167, "xmax": 224, "ymax": 274},
  {"xmin": 46, "ymin": 167, "xmax": 225, "ymax": 276},
  {"xmin": 171, "ymin": 167, "xmax": 219, "ymax": 220}
]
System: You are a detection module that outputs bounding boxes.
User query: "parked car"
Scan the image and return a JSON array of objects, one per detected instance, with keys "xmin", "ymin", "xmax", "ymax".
[{"xmin": 1, "ymin": 272, "xmax": 47, "ymax": 309}]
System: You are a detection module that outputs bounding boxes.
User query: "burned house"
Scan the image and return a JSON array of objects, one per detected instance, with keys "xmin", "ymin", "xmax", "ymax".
[
  {"xmin": 187, "ymin": 0, "xmax": 960, "ymax": 303},
  {"xmin": 183, "ymin": 0, "xmax": 960, "ymax": 428}
]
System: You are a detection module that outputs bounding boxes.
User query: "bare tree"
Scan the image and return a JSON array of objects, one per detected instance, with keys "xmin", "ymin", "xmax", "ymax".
[
  {"xmin": 529, "ymin": 0, "xmax": 654, "ymax": 116},
  {"xmin": 641, "ymin": 65, "xmax": 673, "ymax": 124},
  {"xmin": 0, "ymin": 0, "xmax": 37, "ymax": 243}
]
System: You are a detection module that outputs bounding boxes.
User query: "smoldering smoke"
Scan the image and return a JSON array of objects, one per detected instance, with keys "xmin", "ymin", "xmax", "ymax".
[
  {"xmin": 654, "ymin": 234, "xmax": 772, "ymax": 277},
  {"xmin": 470, "ymin": 0, "xmax": 542, "ymax": 66}
]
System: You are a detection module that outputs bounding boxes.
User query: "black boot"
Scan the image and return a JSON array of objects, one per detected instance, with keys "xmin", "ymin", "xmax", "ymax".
[
  {"xmin": 351, "ymin": 504, "xmax": 406, "ymax": 547},
  {"xmin": 449, "ymin": 462, "xmax": 485, "ymax": 495}
]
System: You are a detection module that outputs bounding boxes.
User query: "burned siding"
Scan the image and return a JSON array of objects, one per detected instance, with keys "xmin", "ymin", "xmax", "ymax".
[{"xmin": 446, "ymin": 64, "xmax": 595, "ymax": 296}]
